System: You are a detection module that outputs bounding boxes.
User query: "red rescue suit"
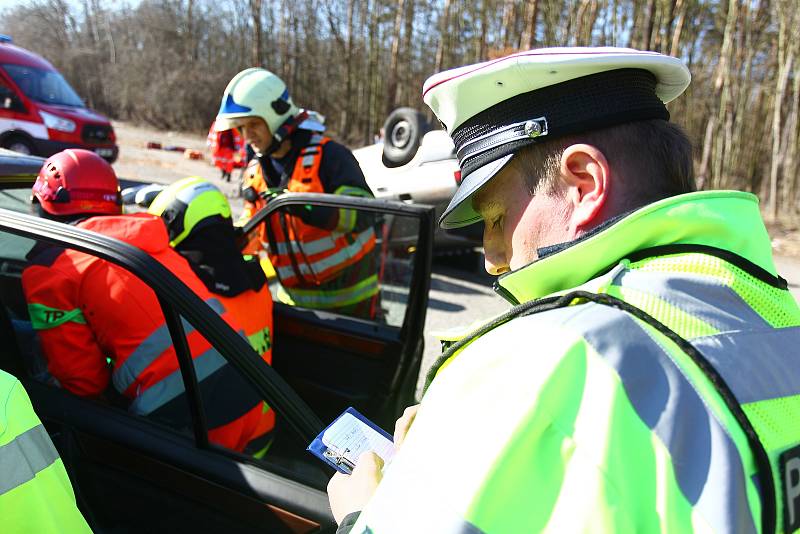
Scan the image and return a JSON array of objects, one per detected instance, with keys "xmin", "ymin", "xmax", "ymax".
[
  {"xmin": 22, "ymin": 214, "xmax": 271, "ymax": 452},
  {"xmin": 207, "ymin": 122, "xmax": 245, "ymax": 174}
]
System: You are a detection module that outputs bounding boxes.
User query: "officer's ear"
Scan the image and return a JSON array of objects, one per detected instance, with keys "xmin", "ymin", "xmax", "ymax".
[{"xmin": 559, "ymin": 143, "xmax": 610, "ymax": 233}]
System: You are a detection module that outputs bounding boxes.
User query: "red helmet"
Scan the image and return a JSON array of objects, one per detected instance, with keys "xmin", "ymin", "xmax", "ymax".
[{"xmin": 33, "ymin": 149, "xmax": 121, "ymax": 216}]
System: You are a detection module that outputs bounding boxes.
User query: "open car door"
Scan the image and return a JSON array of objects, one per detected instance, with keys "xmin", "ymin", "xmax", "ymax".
[
  {"xmin": 0, "ymin": 209, "xmax": 333, "ymax": 532},
  {"xmin": 0, "ymin": 188, "xmax": 433, "ymax": 532},
  {"xmin": 241, "ymin": 193, "xmax": 434, "ymax": 428}
]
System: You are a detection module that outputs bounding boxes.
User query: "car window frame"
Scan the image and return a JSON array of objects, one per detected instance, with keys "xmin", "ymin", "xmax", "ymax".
[{"xmin": 242, "ymin": 192, "xmax": 435, "ymax": 404}]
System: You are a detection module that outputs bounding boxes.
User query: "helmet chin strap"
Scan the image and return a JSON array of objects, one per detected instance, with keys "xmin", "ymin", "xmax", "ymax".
[{"xmin": 260, "ymin": 110, "xmax": 310, "ymax": 158}]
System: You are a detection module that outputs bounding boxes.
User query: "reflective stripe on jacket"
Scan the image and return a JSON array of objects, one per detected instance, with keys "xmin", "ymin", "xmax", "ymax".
[
  {"xmin": 352, "ymin": 191, "xmax": 800, "ymax": 533},
  {"xmin": 0, "ymin": 370, "xmax": 91, "ymax": 532},
  {"xmin": 22, "ymin": 214, "xmax": 266, "ymax": 452}
]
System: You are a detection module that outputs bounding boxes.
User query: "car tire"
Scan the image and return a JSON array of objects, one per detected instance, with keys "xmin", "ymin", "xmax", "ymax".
[
  {"xmin": 1, "ymin": 135, "xmax": 35, "ymax": 156},
  {"xmin": 381, "ymin": 108, "xmax": 430, "ymax": 168}
]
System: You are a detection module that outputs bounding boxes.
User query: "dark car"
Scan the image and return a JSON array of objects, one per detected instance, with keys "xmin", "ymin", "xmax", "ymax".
[{"xmin": 0, "ymin": 149, "xmax": 434, "ymax": 532}]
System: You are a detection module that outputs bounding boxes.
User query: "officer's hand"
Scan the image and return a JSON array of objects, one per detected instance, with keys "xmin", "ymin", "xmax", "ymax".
[
  {"xmin": 394, "ymin": 404, "xmax": 419, "ymax": 448},
  {"xmin": 327, "ymin": 451, "xmax": 384, "ymax": 525}
]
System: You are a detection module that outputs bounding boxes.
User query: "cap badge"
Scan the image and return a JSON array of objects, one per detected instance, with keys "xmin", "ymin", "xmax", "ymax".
[{"xmin": 524, "ymin": 118, "xmax": 548, "ymax": 138}]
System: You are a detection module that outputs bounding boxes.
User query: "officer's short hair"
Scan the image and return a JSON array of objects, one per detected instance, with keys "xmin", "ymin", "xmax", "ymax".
[{"xmin": 514, "ymin": 119, "xmax": 695, "ymax": 207}]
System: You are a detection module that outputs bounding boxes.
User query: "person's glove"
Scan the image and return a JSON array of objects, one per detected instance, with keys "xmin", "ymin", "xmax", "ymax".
[
  {"xmin": 242, "ymin": 186, "xmax": 284, "ymax": 204},
  {"xmin": 261, "ymin": 187, "xmax": 285, "ymax": 202}
]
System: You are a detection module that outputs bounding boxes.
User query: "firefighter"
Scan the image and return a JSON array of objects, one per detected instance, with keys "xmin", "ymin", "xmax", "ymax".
[
  {"xmin": 22, "ymin": 149, "xmax": 271, "ymax": 453},
  {"xmin": 327, "ymin": 48, "xmax": 800, "ymax": 533},
  {"xmin": 148, "ymin": 176, "xmax": 275, "ymax": 454},
  {"xmin": 0, "ymin": 369, "xmax": 91, "ymax": 532},
  {"xmin": 214, "ymin": 68, "xmax": 380, "ymax": 320},
  {"xmin": 207, "ymin": 121, "xmax": 246, "ymax": 182}
]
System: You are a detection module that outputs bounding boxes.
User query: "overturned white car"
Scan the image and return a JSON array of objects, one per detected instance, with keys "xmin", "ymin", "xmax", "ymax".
[{"xmin": 353, "ymin": 108, "xmax": 482, "ymax": 252}]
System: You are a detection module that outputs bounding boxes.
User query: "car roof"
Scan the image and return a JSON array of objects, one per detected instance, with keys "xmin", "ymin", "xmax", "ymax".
[
  {"xmin": 0, "ymin": 149, "xmax": 42, "ymax": 188},
  {"xmin": 0, "ymin": 42, "xmax": 54, "ymax": 70}
]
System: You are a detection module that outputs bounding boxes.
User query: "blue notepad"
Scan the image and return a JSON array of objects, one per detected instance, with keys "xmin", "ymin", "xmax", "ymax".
[{"xmin": 307, "ymin": 407, "xmax": 395, "ymax": 474}]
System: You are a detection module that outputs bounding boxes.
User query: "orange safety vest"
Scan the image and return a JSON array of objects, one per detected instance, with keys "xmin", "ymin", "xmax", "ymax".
[
  {"xmin": 22, "ymin": 214, "xmax": 271, "ymax": 452},
  {"xmin": 268, "ymin": 137, "xmax": 376, "ymax": 287},
  {"xmin": 241, "ymin": 135, "xmax": 376, "ymax": 288}
]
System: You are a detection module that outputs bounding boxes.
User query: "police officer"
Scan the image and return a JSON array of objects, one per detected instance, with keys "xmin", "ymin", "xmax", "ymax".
[
  {"xmin": 0, "ymin": 369, "xmax": 91, "ymax": 532},
  {"xmin": 327, "ymin": 47, "xmax": 800, "ymax": 532},
  {"xmin": 214, "ymin": 68, "xmax": 380, "ymax": 319}
]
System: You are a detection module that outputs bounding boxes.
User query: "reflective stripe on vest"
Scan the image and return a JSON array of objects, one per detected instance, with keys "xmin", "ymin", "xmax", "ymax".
[
  {"xmin": 112, "ymin": 297, "xmax": 225, "ymax": 394},
  {"xmin": 607, "ymin": 258, "xmax": 800, "ymax": 532},
  {"xmin": 129, "ymin": 345, "xmax": 228, "ymax": 416},
  {"xmin": 111, "ymin": 297, "xmax": 252, "ymax": 416},
  {"xmin": 267, "ymin": 136, "xmax": 376, "ymax": 287},
  {"xmin": 573, "ymin": 304, "xmax": 758, "ymax": 532},
  {"xmin": 0, "ymin": 424, "xmax": 59, "ymax": 495},
  {"xmin": 274, "ymin": 227, "xmax": 376, "ymax": 283},
  {"xmin": 277, "ymin": 273, "xmax": 379, "ymax": 309}
]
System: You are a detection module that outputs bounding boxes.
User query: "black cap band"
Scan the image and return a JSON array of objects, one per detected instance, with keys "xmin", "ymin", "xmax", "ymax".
[{"xmin": 452, "ymin": 68, "xmax": 669, "ymax": 178}]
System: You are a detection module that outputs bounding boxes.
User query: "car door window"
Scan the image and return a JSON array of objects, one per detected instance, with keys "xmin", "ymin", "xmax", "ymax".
[
  {"xmin": 0, "ymin": 223, "xmax": 323, "ymax": 472},
  {"xmin": 241, "ymin": 195, "xmax": 434, "ymax": 429},
  {"xmin": 0, "ymin": 78, "xmax": 25, "ymax": 112},
  {"xmin": 246, "ymin": 202, "xmax": 424, "ymax": 327}
]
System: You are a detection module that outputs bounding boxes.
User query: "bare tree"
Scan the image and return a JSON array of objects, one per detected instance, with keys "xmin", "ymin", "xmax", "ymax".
[
  {"xmin": 0, "ymin": 0, "xmax": 795, "ymax": 219},
  {"xmin": 249, "ymin": 0, "xmax": 263, "ymax": 66}
]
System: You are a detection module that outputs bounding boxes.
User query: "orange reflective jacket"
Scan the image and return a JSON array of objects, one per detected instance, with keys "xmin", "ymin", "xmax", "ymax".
[
  {"xmin": 212, "ymin": 282, "xmax": 275, "ymax": 448},
  {"xmin": 241, "ymin": 135, "xmax": 376, "ymax": 287},
  {"xmin": 22, "ymin": 214, "xmax": 270, "ymax": 451}
]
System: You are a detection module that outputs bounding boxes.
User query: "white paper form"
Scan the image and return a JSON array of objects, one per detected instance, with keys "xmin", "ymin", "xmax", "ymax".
[{"xmin": 321, "ymin": 412, "xmax": 396, "ymax": 470}]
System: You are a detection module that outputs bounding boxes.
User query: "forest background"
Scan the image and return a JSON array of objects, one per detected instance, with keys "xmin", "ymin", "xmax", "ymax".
[{"xmin": 1, "ymin": 0, "xmax": 798, "ymax": 220}]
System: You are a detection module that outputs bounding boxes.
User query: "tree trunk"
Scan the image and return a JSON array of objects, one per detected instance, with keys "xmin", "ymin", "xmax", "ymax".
[
  {"xmin": 434, "ymin": 0, "xmax": 453, "ymax": 73},
  {"xmin": 769, "ymin": 1, "xmax": 794, "ymax": 219},
  {"xmin": 365, "ymin": 0, "xmax": 380, "ymax": 145},
  {"xmin": 520, "ymin": 0, "xmax": 539, "ymax": 49},
  {"xmin": 501, "ymin": 0, "xmax": 516, "ymax": 50},
  {"xmin": 642, "ymin": 0, "xmax": 657, "ymax": 50},
  {"xmin": 400, "ymin": 0, "xmax": 415, "ymax": 103},
  {"xmin": 385, "ymin": 0, "xmax": 406, "ymax": 117},
  {"xmin": 669, "ymin": 0, "xmax": 686, "ymax": 57},
  {"xmin": 339, "ymin": 0, "xmax": 356, "ymax": 136},
  {"xmin": 249, "ymin": 0, "xmax": 263, "ymax": 66}
]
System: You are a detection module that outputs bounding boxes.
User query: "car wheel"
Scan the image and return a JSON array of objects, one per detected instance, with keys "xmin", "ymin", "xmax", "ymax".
[
  {"xmin": 1, "ymin": 136, "xmax": 35, "ymax": 156},
  {"xmin": 381, "ymin": 107, "xmax": 429, "ymax": 168}
]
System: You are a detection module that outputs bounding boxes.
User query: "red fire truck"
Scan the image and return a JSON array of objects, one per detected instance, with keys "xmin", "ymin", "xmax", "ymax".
[{"xmin": 0, "ymin": 34, "xmax": 118, "ymax": 162}]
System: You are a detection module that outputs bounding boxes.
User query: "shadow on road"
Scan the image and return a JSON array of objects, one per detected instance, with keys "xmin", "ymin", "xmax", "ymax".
[{"xmin": 426, "ymin": 298, "xmax": 466, "ymax": 312}]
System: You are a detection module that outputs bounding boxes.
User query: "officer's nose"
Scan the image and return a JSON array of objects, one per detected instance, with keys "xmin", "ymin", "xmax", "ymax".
[
  {"xmin": 483, "ymin": 229, "xmax": 510, "ymax": 275},
  {"xmin": 241, "ymin": 126, "xmax": 256, "ymax": 142}
]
